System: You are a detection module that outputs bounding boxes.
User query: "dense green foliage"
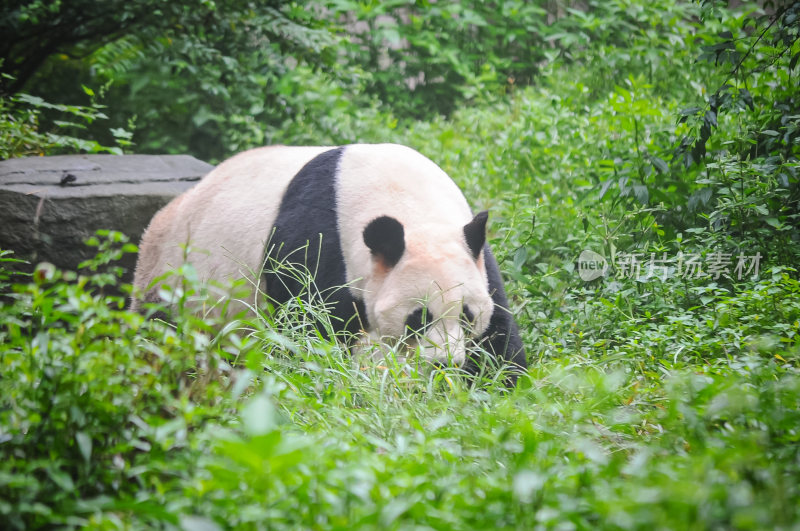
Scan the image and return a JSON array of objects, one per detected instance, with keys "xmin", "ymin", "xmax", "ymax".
[
  {"xmin": 0, "ymin": 87, "xmax": 131, "ymax": 158},
  {"xmin": 2, "ymin": 237, "xmax": 799, "ymax": 529},
  {"xmin": 1, "ymin": 0, "xmax": 800, "ymax": 528}
]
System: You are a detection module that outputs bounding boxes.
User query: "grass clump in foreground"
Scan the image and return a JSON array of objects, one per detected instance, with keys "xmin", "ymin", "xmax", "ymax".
[{"xmin": 0, "ymin": 233, "xmax": 799, "ymax": 530}]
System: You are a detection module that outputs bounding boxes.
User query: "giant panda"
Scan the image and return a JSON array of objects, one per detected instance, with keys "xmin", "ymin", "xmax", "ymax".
[{"xmin": 132, "ymin": 143, "xmax": 526, "ymax": 381}]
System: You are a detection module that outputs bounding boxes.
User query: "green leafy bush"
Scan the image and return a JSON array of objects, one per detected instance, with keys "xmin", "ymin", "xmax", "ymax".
[
  {"xmin": 12, "ymin": 1, "xmax": 363, "ymax": 162},
  {"xmin": 0, "ymin": 83, "xmax": 129, "ymax": 159},
  {"xmin": 328, "ymin": 0, "xmax": 705, "ymax": 118},
  {"xmin": 2, "ymin": 241, "xmax": 799, "ymax": 528},
  {"xmin": 0, "ymin": 239, "xmax": 231, "ymax": 528}
]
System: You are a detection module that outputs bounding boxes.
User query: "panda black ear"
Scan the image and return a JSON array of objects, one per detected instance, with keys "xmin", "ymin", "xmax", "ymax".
[
  {"xmin": 463, "ymin": 211, "xmax": 488, "ymax": 260},
  {"xmin": 363, "ymin": 216, "xmax": 405, "ymax": 268}
]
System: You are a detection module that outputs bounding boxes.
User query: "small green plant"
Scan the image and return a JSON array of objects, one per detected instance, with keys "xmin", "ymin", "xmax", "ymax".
[{"xmin": 0, "ymin": 80, "xmax": 132, "ymax": 159}]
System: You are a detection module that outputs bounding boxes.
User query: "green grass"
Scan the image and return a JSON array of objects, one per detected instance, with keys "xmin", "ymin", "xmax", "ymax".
[
  {"xmin": 2, "ymin": 186, "xmax": 798, "ymax": 521},
  {"xmin": 1, "ymin": 227, "xmax": 798, "ymax": 530}
]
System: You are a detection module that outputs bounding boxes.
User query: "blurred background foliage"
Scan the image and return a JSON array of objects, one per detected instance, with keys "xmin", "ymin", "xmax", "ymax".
[
  {"xmin": 5, "ymin": 0, "xmax": 794, "ymax": 162},
  {"xmin": 2, "ymin": 0, "xmax": 800, "ymax": 527}
]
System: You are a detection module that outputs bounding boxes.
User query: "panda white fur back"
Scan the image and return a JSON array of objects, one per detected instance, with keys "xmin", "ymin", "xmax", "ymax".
[
  {"xmin": 132, "ymin": 143, "xmax": 526, "ymax": 381},
  {"xmin": 132, "ymin": 145, "xmax": 331, "ymax": 303}
]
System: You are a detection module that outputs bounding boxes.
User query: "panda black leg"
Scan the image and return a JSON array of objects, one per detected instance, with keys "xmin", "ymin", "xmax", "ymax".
[{"xmin": 479, "ymin": 246, "xmax": 527, "ymax": 385}]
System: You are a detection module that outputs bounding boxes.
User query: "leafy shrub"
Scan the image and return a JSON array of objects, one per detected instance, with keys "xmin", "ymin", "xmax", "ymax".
[
  {"xmin": 2, "ymin": 225, "xmax": 800, "ymax": 530},
  {"xmin": 0, "ymin": 84, "xmax": 129, "ymax": 159},
  {"xmin": 326, "ymin": 0, "xmax": 705, "ymax": 118},
  {"xmin": 0, "ymin": 238, "xmax": 230, "ymax": 528},
  {"xmin": 14, "ymin": 2, "xmax": 363, "ymax": 162}
]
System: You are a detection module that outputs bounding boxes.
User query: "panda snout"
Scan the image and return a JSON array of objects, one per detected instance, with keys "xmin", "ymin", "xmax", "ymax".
[{"xmin": 421, "ymin": 324, "xmax": 466, "ymax": 368}]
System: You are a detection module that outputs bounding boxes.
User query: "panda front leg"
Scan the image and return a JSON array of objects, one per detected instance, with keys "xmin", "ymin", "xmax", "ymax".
[{"xmin": 476, "ymin": 246, "xmax": 527, "ymax": 385}]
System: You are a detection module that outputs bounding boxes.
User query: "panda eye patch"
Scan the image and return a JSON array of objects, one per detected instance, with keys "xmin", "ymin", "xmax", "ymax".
[
  {"xmin": 462, "ymin": 305, "xmax": 476, "ymax": 326},
  {"xmin": 405, "ymin": 307, "xmax": 432, "ymax": 335}
]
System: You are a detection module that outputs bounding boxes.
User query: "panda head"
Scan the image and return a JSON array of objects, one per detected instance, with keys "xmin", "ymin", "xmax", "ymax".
[{"xmin": 361, "ymin": 211, "xmax": 493, "ymax": 367}]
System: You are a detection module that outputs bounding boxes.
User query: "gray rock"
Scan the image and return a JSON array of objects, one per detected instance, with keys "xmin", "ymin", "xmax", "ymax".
[{"xmin": 0, "ymin": 154, "xmax": 212, "ymax": 283}]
